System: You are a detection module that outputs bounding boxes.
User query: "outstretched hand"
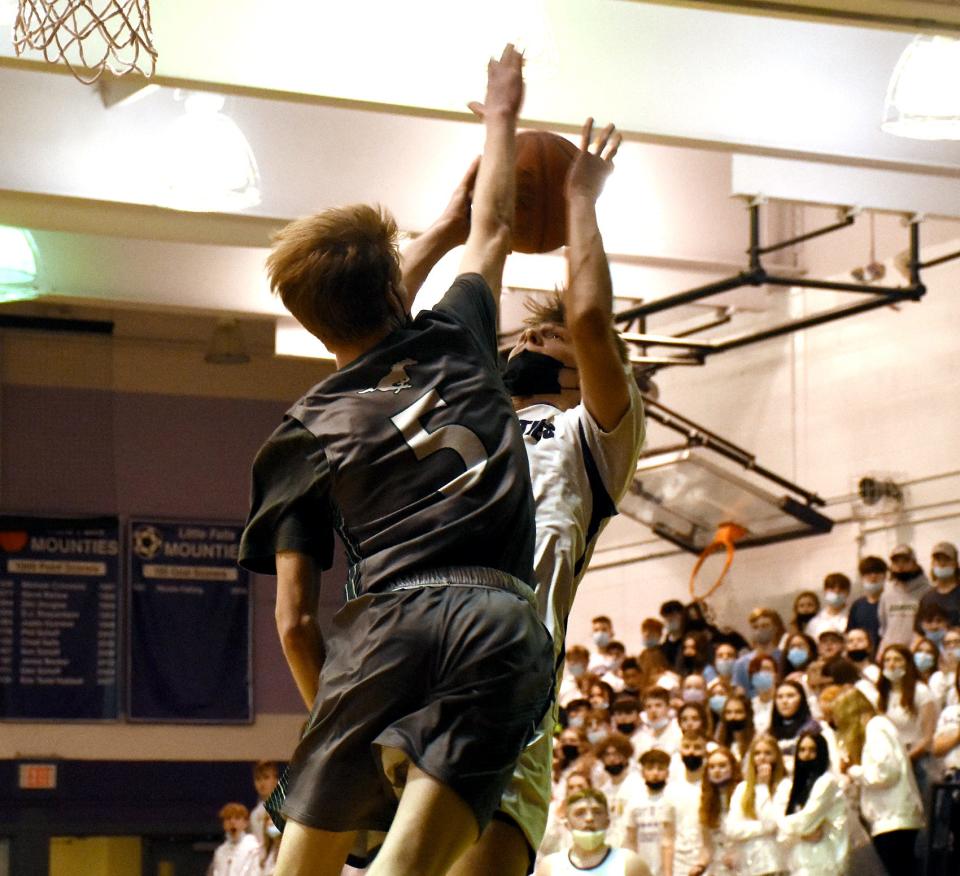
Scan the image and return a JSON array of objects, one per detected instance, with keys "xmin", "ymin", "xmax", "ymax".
[
  {"xmin": 467, "ymin": 43, "xmax": 524, "ymax": 119},
  {"xmin": 566, "ymin": 117, "xmax": 621, "ymax": 202},
  {"xmin": 439, "ymin": 157, "xmax": 479, "ymax": 247}
]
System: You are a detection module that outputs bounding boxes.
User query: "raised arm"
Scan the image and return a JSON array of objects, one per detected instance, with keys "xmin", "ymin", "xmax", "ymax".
[
  {"xmin": 564, "ymin": 119, "xmax": 631, "ymax": 432},
  {"xmin": 399, "ymin": 159, "xmax": 478, "ymax": 309},
  {"xmin": 458, "ymin": 43, "xmax": 524, "ymax": 307},
  {"xmin": 275, "ymin": 551, "xmax": 324, "ymax": 710}
]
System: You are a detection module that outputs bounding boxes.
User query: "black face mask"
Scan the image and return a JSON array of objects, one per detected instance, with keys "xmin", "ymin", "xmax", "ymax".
[
  {"xmin": 681, "ymin": 754, "xmax": 704, "ymax": 772},
  {"xmin": 502, "ymin": 350, "xmax": 566, "ymax": 397},
  {"xmin": 645, "ymin": 779, "xmax": 667, "ymax": 792},
  {"xmin": 891, "ymin": 569, "xmax": 917, "ymax": 582},
  {"xmin": 561, "ymin": 744, "xmax": 581, "ymax": 761},
  {"xmin": 848, "ymin": 648, "xmax": 869, "ymax": 663},
  {"xmin": 615, "ymin": 721, "xmax": 637, "ymax": 735},
  {"xmin": 796, "ymin": 611, "xmax": 817, "ymax": 625},
  {"xmin": 604, "ymin": 762, "xmax": 627, "ymax": 776},
  {"xmin": 725, "ymin": 718, "xmax": 747, "ymax": 732}
]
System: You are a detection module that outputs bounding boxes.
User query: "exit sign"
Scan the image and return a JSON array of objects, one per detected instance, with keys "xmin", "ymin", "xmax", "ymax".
[{"xmin": 18, "ymin": 763, "xmax": 57, "ymax": 789}]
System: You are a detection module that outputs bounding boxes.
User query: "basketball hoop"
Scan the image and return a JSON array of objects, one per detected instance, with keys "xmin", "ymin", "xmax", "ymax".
[
  {"xmin": 13, "ymin": 0, "xmax": 157, "ymax": 85},
  {"xmin": 689, "ymin": 521, "xmax": 748, "ymax": 602}
]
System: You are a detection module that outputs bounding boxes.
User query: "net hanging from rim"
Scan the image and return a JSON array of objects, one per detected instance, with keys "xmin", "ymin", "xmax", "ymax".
[{"xmin": 13, "ymin": 0, "xmax": 157, "ymax": 85}]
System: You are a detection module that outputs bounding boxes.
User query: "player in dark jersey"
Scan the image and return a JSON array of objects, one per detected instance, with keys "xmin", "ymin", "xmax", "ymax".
[{"xmin": 238, "ymin": 45, "xmax": 553, "ymax": 876}]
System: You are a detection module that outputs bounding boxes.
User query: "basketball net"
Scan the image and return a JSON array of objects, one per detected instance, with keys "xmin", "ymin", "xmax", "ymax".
[
  {"xmin": 689, "ymin": 521, "xmax": 748, "ymax": 602},
  {"xmin": 13, "ymin": 0, "xmax": 157, "ymax": 84}
]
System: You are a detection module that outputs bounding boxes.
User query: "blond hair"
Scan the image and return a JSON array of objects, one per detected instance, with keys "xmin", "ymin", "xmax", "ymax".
[
  {"xmin": 523, "ymin": 291, "xmax": 628, "ymax": 363},
  {"xmin": 741, "ymin": 734, "xmax": 786, "ymax": 819},
  {"xmin": 832, "ymin": 687, "xmax": 876, "ymax": 765},
  {"xmin": 267, "ymin": 204, "xmax": 403, "ymax": 346}
]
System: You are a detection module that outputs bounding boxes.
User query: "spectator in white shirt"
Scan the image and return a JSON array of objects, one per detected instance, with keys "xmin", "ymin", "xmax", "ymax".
[
  {"xmin": 636, "ymin": 687, "xmax": 682, "ymax": 757},
  {"xmin": 724, "ymin": 735, "xmax": 789, "ymax": 876},
  {"xmin": 930, "ymin": 626, "xmax": 960, "ymax": 709},
  {"xmin": 932, "ymin": 669, "xmax": 960, "ymax": 779},
  {"xmin": 912, "ymin": 636, "xmax": 940, "ymax": 690},
  {"xmin": 777, "ymin": 731, "xmax": 848, "ymax": 876},
  {"xmin": 594, "ymin": 733, "xmax": 646, "ymax": 849},
  {"xmin": 611, "ymin": 696, "xmax": 643, "ymax": 742},
  {"xmin": 749, "ymin": 654, "xmax": 779, "ymax": 734},
  {"xmin": 805, "ymin": 573, "xmax": 852, "ymax": 641},
  {"xmin": 209, "ymin": 802, "xmax": 260, "ymax": 876},
  {"xmin": 248, "ymin": 761, "xmax": 279, "ymax": 850},
  {"xmin": 660, "ymin": 733, "xmax": 708, "ymax": 876},
  {"xmin": 878, "ymin": 644, "xmax": 938, "ymax": 764},
  {"xmin": 559, "ymin": 645, "xmax": 592, "ymax": 707},
  {"xmin": 834, "ymin": 687, "xmax": 924, "ymax": 875},
  {"xmin": 698, "ymin": 746, "xmax": 741, "ymax": 875},
  {"xmin": 845, "ymin": 627, "xmax": 881, "ymax": 685},
  {"xmin": 625, "ymin": 748, "xmax": 671, "ymax": 874}
]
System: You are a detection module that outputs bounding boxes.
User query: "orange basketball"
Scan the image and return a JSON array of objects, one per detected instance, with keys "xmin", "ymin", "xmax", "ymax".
[{"xmin": 513, "ymin": 130, "xmax": 579, "ymax": 254}]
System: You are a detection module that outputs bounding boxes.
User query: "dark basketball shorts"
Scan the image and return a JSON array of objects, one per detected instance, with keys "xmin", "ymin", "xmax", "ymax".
[{"xmin": 276, "ymin": 570, "xmax": 554, "ymax": 862}]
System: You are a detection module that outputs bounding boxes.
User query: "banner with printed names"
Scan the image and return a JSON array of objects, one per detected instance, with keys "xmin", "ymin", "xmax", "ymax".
[
  {"xmin": 0, "ymin": 515, "xmax": 120, "ymax": 721},
  {"xmin": 127, "ymin": 519, "xmax": 251, "ymax": 722}
]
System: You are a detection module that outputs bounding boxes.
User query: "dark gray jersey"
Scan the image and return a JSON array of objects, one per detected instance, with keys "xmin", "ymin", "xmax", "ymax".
[{"xmin": 239, "ymin": 274, "xmax": 535, "ymax": 598}]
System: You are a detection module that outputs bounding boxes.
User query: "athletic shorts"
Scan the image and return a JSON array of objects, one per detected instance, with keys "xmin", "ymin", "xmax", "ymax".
[{"xmin": 276, "ymin": 570, "xmax": 554, "ymax": 864}]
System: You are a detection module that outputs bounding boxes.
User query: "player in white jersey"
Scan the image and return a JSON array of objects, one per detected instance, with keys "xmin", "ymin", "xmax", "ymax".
[
  {"xmin": 402, "ymin": 119, "xmax": 645, "ymax": 873},
  {"xmin": 536, "ymin": 789, "xmax": 651, "ymax": 876}
]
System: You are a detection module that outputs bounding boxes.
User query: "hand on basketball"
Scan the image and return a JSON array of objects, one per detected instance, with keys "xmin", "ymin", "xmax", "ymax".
[
  {"xmin": 468, "ymin": 43, "xmax": 525, "ymax": 119},
  {"xmin": 566, "ymin": 118, "xmax": 621, "ymax": 203}
]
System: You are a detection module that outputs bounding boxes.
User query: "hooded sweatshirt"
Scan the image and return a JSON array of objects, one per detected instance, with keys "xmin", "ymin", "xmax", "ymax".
[{"xmin": 878, "ymin": 571, "xmax": 929, "ymax": 652}]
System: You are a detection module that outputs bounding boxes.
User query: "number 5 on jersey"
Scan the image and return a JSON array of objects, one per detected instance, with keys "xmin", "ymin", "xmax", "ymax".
[{"xmin": 391, "ymin": 388, "xmax": 488, "ymax": 498}]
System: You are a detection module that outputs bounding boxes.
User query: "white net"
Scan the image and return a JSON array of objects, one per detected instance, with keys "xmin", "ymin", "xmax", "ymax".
[{"xmin": 13, "ymin": 0, "xmax": 157, "ymax": 84}]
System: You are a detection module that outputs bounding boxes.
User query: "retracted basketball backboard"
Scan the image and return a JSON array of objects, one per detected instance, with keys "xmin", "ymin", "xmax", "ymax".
[
  {"xmin": 620, "ymin": 446, "xmax": 833, "ymax": 555},
  {"xmin": 620, "ymin": 395, "xmax": 833, "ymax": 558}
]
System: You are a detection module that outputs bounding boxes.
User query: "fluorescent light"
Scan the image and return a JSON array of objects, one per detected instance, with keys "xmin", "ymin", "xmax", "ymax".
[
  {"xmin": 882, "ymin": 35, "xmax": 960, "ymax": 140},
  {"xmin": 275, "ymin": 316, "xmax": 335, "ymax": 361},
  {"xmin": 157, "ymin": 93, "xmax": 261, "ymax": 212},
  {"xmin": 0, "ymin": 226, "xmax": 41, "ymax": 303}
]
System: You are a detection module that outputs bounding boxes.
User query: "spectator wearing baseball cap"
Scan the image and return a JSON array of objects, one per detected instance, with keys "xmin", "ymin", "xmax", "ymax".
[
  {"xmin": 878, "ymin": 545, "xmax": 930, "ymax": 653},
  {"xmin": 919, "ymin": 541, "xmax": 960, "ymax": 626}
]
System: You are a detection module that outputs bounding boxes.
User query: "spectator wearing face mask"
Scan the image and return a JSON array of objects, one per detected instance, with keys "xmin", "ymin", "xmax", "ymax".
[
  {"xmin": 878, "ymin": 644, "xmax": 938, "ymax": 766},
  {"xmin": 716, "ymin": 692, "xmax": 756, "ymax": 762},
  {"xmin": 637, "ymin": 687, "xmax": 681, "ymax": 757},
  {"xmin": 536, "ymin": 788, "xmax": 648, "ymax": 876},
  {"xmin": 770, "ymin": 679, "xmax": 840, "ymax": 775},
  {"xmin": 879, "ymin": 544, "xmax": 931, "ymax": 652},
  {"xmin": 732, "ymin": 608, "xmax": 784, "ymax": 696},
  {"xmin": 805, "ymin": 574, "xmax": 853, "ymax": 641},
  {"xmin": 660, "ymin": 601, "xmax": 686, "ymax": 667},
  {"xmin": 566, "ymin": 698, "xmax": 591, "ymax": 731},
  {"xmin": 919, "ymin": 541, "xmax": 960, "ymax": 626},
  {"xmin": 660, "ymin": 733, "xmax": 708, "ymax": 876},
  {"xmin": 555, "ymin": 727, "xmax": 592, "ymax": 793},
  {"xmin": 784, "ymin": 591, "xmax": 821, "ymax": 645},
  {"xmin": 679, "ymin": 674, "xmax": 708, "ymax": 708},
  {"xmin": 677, "ymin": 702, "xmax": 715, "ymax": 750},
  {"xmin": 589, "ymin": 615, "xmax": 616, "ymax": 672},
  {"xmin": 749, "ymin": 654, "xmax": 779, "ymax": 734},
  {"xmin": 560, "ymin": 645, "xmax": 592, "ymax": 706},
  {"xmin": 625, "ymin": 748, "xmax": 672, "ymax": 874},
  {"xmin": 710, "ymin": 640, "xmax": 738, "ymax": 689},
  {"xmin": 848, "ymin": 556, "xmax": 887, "ymax": 651},
  {"xmin": 611, "ymin": 696, "xmax": 644, "ymax": 748},
  {"xmin": 912, "ymin": 636, "xmax": 940, "ymax": 689},
  {"xmin": 777, "ymin": 731, "xmax": 849, "ymax": 876},
  {"xmin": 724, "ymin": 735, "xmax": 789, "ymax": 876},
  {"xmin": 834, "ymin": 688, "xmax": 924, "ymax": 875},
  {"xmin": 845, "ymin": 627, "xmax": 881, "ymax": 685},
  {"xmin": 676, "ymin": 632, "xmax": 716, "ymax": 683},
  {"xmin": 596, "ymin": 641, "xmax": 627, "ymax": 692},
  {"xmin": 589, "ymin": 680, "xmax": 617, "ymax": 714},
  {"xmin": 930, "ymin": 626, "xmax": 960, "ymax": 709},
  {"xmin": 594, "ymin": 733, "xmax": 645, "ymax": 848},
  {"xmin": 698, "ymin": 746, "xmax": 742, "ymax": 876},
  {"xmin": 780, "ymin": 632, "xmax": 817, "ymax": 680},
  {"xmin": 641, "ymin": 618, "xmax": 665, "ymax": 654},
  {"xmin": 539, "ymin": 768, "xmax": 592, "ymax": 858},
  {"xmin": 683, "ymin": 600, "xmax": 720, "ymax": 640}
]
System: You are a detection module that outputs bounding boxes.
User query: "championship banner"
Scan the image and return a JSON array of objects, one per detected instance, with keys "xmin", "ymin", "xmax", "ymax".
[
  {"xmin": 0, "ymin": 515, "xmax": 121, "ymax": 721},
  {"xmin": 127, "ymin": 519, "xmax": 252, "ymax": 722}
]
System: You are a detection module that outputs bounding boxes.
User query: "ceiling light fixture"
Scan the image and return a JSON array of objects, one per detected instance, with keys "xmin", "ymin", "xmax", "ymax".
[
  {"xmin": 882, "ymin": 35, "xmax": 960, "ymax": 140},
  {"xmin": 158, "ymin": 92, "xmax": 261, "ymax": 212},
  {"xmin": 0, "ymin": 226, "xmax": 41, "ymax": 303}
]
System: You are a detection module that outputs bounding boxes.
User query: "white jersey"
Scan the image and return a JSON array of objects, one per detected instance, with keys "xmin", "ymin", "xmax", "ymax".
[
  {"xmin": 596, "ymin": 768, "xmax": 646, "ymax": 849},
  {"xmin": 210, "ymin": 834, "xmax": 260, "ymax": 876},
  {"xmin": 544, "ymin": 846, "xmax": 636, "ymax": 875},
  {"xmin": 627, "ymin": 784, "xmax": 668, "ymax": 875},
  {"xmin": 520, "ymin": 379, "xmax": 645, "ymax": 652}
]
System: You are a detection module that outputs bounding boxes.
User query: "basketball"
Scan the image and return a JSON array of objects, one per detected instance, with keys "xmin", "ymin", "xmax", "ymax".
[{"xmin": 513, "ymin": 130, "xmax": 579, "ymax": 253}]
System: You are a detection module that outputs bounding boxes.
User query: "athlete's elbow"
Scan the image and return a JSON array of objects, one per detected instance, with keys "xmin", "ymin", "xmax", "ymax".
[{"xmin": 276, "ymin": 610, "xmax": 317, "ymax": 650}]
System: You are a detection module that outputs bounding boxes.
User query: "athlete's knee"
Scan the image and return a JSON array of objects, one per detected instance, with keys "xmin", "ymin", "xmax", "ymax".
[{"xmin": 447, "ymin": 817, "xmax": 533, "ymax": 876}]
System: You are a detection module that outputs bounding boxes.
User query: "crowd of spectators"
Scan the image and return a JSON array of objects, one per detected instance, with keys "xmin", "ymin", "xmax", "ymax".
[{"xmin": 540, "ymin": 541, "xmax": 960, "ymax": 875}]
